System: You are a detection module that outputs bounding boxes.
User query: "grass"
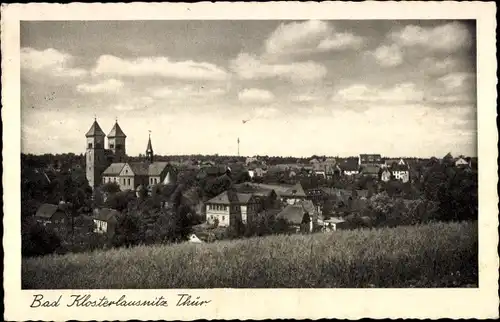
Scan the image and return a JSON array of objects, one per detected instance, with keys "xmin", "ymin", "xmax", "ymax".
[{"xmin": 22, "ymin": 221, "xmax": 478, "ymax": 288}]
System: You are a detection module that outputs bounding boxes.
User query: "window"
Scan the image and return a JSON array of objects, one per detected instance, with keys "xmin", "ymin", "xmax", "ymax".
[
  {"xmin": 116, "ymin": 144, "xmax": 123, "ymax": 149},
  {"xmin": 222, "ymin": 216, "xmax": 225, "ymax": 221},
  {"xmin": 125, "ymin": 169, "xmax": 128, "ymax": 174},
  {"xmin": 128, "ymin": 178, "xmax": 131, "ymax": 186},
  {"xmin": 109, "ymin": 144, "xmax": 114, "ymax": 149},
  {"xmin": 89, "ymin": 166, "xmax": 92, "ymax": 171},
  {"xmin": 88, "ymin": 143, "xmax": 92, "ymax": 149}
]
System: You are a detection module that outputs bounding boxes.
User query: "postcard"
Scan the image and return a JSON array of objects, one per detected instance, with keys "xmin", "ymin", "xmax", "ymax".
[{"xmin": 2, "ymin": 1, "xmax": 498, "ymax": 320}]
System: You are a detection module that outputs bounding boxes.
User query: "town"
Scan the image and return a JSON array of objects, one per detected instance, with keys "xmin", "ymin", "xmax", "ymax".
[{"xmin": 21, "ymin": 118, "xmax": 478, "ymax": 257}]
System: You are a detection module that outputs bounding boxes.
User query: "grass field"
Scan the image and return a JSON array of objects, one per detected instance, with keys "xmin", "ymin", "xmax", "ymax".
[{"xmin": 22, "ymin": 221, "xmax": 478, "ymax": 288}]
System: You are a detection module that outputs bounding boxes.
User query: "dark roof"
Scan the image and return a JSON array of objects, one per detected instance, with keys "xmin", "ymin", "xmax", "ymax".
[
  {"xmin": 277, "ymin": 200, "xmax": 317, "ymax": 225},
  {"xmin": 338, "ymin": 159, "xmax": 359, "ymax": 171},
  {"xmin": 360, "ymin": 154, "xmax": 383, "ymax": 164},
  {"xmin": 128, "ymin": 162, "xmax": 150, "ymax": 176},
  {"xmin": 35, "ymin": 204, "xmax": 63, "ymax": 219},
  {"xmin": 103, "ymin": 163, "xmax": 126, "ymax": 175},
  {"xmin": 361, "ymin": 165, "xmax": 381, "ymax": 175},
  {"xmin": 107, "ymin": 121, "xmax": 127, "ymax": 138},
  {"xmin": 148, "ymin": 162, "xmax": 169, "ymax": 176},
  {"xmin": 146, "ymin": 136, "xmax": 153, "ymax": 153},
  {"xmin": 201, "ymin": 165, "xmax": 227, "ymax": 175},
  {"xmin": 239, "ymin": 182, "xmax": 306, "ymax": 198},
  {"xmin": 93, "ymin": 208, "xmax": 119, "ymax": 222},
  {"xmin": 85, "ymin": 120, "xmax": 106, "ymax": 137},
  {"xmin": 206, "ymin": 190, "xmax": 254, "ymax": 205}
]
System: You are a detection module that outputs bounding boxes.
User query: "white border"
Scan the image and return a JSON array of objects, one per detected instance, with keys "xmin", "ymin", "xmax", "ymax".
[{"xmin": 2, "ymin": 2, "xmax": 498, "ymax": 320}]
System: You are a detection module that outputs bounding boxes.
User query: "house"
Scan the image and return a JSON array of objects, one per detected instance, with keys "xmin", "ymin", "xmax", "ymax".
[
  {"xmin": 320, "ymin": 217, "xmax": 347, "ymax": 232},
  {"xmin": 35, "ymin": 204, "xmax": 67, "ymax": 227},
  {"xmin": 391, "ymin": 164, "xmax": 410, "ymax": 183},
  {"xmin": 381, "ymin": 168, "xmax": 392, "ymax": 182},
  {"xmin": 360, "ymin": 164, "xmax": 381, "ymax": 178},
  {"xmin": 276, "ymin": 200, "xmax": 319, "ymax": 233},
  {"xmin": 237, "ymin": 182, "xmax": 307, "ymax": 205},
  {"xmin": 205, "ymin": 190, "xmax": 263, "ymax": 227},
  {"xmin": 359, "ymin": 154, "xmax": 383, "ymax": 166},
  {"xmin": 337, "ymin": 158, "xmax": 359, "ymax": 176},
  {"xmin": 455, "ymin": 157, "xmax": 470, "ymax": 168},
  {"xmin": 196, "ymin": 165, "xmax": 228, "ymax": 180},
  {"xmin": 93, "ymin": 208, "xmax": 118, "ymax": 238}
]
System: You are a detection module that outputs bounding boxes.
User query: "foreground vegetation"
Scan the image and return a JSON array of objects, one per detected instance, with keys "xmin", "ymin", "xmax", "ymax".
[{"xmin": 22, "ymin": 221, "xmax": 477, "ymax": 289}]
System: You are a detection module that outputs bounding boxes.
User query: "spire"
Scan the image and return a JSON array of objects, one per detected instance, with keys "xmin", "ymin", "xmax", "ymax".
[
  {"xmin": 107, "ymin": 119, "xmax": 127, "ymax": 138},
  {"xmin": 146, "ymin": 130, "xmax": 154, "ymax": 163},
  {"xmin": 85, "ymin": 118, "xmax": 105, "ymax": 137}
]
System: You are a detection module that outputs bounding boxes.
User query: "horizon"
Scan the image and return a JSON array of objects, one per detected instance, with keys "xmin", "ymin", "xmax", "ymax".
[{"xmin": 21, "ymin": 20, "xmax": 477, "ymax": 158}]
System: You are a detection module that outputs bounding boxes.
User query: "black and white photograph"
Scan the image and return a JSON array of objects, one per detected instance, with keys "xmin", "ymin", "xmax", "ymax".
[{"xmin": 2, "ymin": 2, "xmax": 498, "ymax": 321}]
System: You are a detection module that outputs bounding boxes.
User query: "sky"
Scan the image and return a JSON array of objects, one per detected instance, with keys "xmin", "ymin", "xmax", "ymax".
[{"xmin": 21, "ymin": 20, "xmax": 477, "ymax": 158}]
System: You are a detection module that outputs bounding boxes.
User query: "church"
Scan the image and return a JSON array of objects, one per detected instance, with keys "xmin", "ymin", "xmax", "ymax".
[{"xmin": 85, "ymin": 119, "xmax": 173, "ymax": 191}]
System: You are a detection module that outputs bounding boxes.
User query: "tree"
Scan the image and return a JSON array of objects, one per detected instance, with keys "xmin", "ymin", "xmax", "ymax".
[{"xmin": 101, "ymin": 182, "xmax": 121, "ymax": 195}]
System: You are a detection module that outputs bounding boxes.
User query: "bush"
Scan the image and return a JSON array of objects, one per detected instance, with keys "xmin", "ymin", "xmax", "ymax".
[{"xmin": 22, "ymin": 218, "xmax": 62, "ymax": 257}]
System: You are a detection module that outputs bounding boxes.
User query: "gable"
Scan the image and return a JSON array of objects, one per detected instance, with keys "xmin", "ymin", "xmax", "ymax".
[{"xmin": 119, "ymin": 163, "xmax": 134, "ymax": 176}]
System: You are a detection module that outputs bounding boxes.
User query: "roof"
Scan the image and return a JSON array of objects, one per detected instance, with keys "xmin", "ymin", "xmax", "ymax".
[
  {"xmin": 277, "ymin": 200, "xmax": 317, "ymax": 225},
  {"xmin": 103, "ymin": 163, "xmax": 126, "ymax": 176},
  {"xmin": 128, "ymin": 162, "xmax": 150, "ymax": 176},
  {"xmin": 85, "ymin": 120, "xmax": 106, "ymax": 137},
  {"xmin": 107, "ymin": 121, "xmax": 127, "ymax": 138},
  {"xmin": 146, "ymin": 136, "xmax": 153, "ymax": 153},
  {"xmin": 239, "ymin": 182, "xmax": 306, "ymax": 198},
  {"xmin": 148, "ymin": 162, "xmax": 169, "ymax": 176},
  {"xmin": 206, "ymin": 190, "xmax": 254, "ymax": 205},
  {"xmin": 93, "ymin": 208, "xmax": 119, "ymax": 222},
  {"xmin": 35, "ymin": 204, "xmax": 63, "ymax": 218},
  {"xmin": 361, "ymin": 165, "xmax": 381, "ymax": 175},
  {"xmin": 338, "ymin": 159, "xmax": 359, "ymax": 171},
  {"xmin": 201, "ymin": 165, "xmax": 227, "ymax": 175},
  {"xmin": 391, "ymin": 164, "xmax": 409, "ymax": 171},
  {"xmin": 323, "ymin": 217, "xmax": 346, "ymax": 224}
]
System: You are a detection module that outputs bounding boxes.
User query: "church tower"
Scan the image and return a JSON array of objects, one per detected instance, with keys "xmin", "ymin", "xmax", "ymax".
[
  {"xmin": 107, "ymin": 119, "xmax": 127, "ymax": 162},
  {"xmin": 146, "ymin": 132, "xmax": 154, "ymax": 163},
  {"xmin": 85, "ymin": 118, "xmax": 106, "ymax": 188}
]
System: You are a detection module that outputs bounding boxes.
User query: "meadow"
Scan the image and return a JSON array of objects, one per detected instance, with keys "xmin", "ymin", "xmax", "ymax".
[{"xmin": 22, "ymin": 221, "xmax": 478, "ymax": 289}]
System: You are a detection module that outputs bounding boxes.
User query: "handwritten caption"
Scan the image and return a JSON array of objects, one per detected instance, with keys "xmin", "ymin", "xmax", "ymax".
[{"xmin": 30, "ymin": 293, "xmax": 211, "ymax": 308}]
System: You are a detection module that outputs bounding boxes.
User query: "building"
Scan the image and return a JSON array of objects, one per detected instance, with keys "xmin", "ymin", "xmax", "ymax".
[
  {"xmin": 99, "ymin": 129, "xmax": 171, "ymax": 191},
  {"xmin": 337, "ymin": 158, "xmax": 359, "ymax": 176},
  {"xmin": 35, "ymin": 204, "xmax": 67, "ymax": 227},
  {"xmin": 360, "ymin": 164, "xmax": 381, "ymax": 178},
  {"xmin": 359, "ymin": 154, "xmax": 383, "ymax": 166},
  {"xmin": 320, "ymin": 217, "xmax": 347, "ymax": 232},
  {"xmin": 93, "ymin": 208, "xmax": 119, "ymax": 238},
  {"xmin": 381, "ymin": 168, "xmax": 392, "ymax": 182},
  {"xmin": 455, "ymin": 157, "xmax": 470, "ymax": 168},
  {"xmin": 234, "ymin": 182, "xmax": 306, "ymax": 205},
  {"xmin": 205, "ymin": 190, "xmax": 262, "ymax": 227},
  {"xmin": 391, "ymin": 164, "xmax": 410, "ymax": 182},
  {"xmin": 276, "ymin": 200, "xmax": 319, "ymax": 233}
]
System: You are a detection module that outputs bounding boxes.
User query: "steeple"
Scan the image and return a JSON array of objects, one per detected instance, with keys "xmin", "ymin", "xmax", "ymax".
[
  {"xmin": 107, "ymin": 118, "xmax": 127, "ymax": 162},
  {"xmin": 146, "ymin": 131, "xmax": 154, "ymax": 163},
  {"xmin": 85, "ymin": 118, "xmax": 105, "ymax": 137}
]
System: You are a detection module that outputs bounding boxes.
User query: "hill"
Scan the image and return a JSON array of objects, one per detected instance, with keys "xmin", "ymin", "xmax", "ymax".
[{"xmin": 22, "ymin": 221, "xmax": 477, "ymax": 289}]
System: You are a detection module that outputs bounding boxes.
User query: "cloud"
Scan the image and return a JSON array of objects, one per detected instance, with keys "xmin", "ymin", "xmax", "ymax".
[
  {"xmin": 151, "ymin": 85, "xmax": 226, "ymax": 100},
  {"xmin": 253, "ymin": 107, "xmax": 279, "ymax": 118},
  {"xmin": 437, "ymin": 72, "xmax": 474, "ymax": 91},
  {"xmin": 390, "ymin": 22, "xmax": 472, "ymax": 52},
  {"xmin": 112, "ymin": 96, "xmax": 155, "ymax": 111},
  {"xmin": 92, "ymin": 55, "xmax": 229, "ymax": 81},
  {"xmin": 370, "ymin": 44, "xmax": 404, "ymax": 67},
  {"xmin": 230, "ymin": 53, "xmax": 327, "ymax": 83},
  {"xmin": 333, "ymin": 83, "xmax": 424, "ymax": 103},
  {"xmin": 21, "ymin": 47, "xmax": 87, "ymax": 77},
  {"xmin": 419, "ymin": 57, "xmax": 459, "ymax": 75},
  {"xmin": 76, "ymin": 79, "xmax": 124, "ymax": 93},
  {"xmin": 238, "ymin": 88, "xmax": 275, "ymax": 104},
  {"xmin": 265, "ymin": 20, "xmax": 364, "ymax": 57},
  {"xmin": 291, "ymin": 94, "xmax": 321, "ymax": 103}
]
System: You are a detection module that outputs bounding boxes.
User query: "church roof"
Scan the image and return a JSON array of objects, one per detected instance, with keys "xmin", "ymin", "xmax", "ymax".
[
  {"xmin": 85, "ymin": 120, "xmax": 105, "ymax": 137},
  {"xmin": 107, "ymin": 122, "xmax": 127, "ymax": 138},
  {"xmin": 102, "ymin": 163, "xmax": 126, "ymax": 176},
  {"xmin": 146, "ymin": 136, "xmax": 153, "ymax": 153},
  {"xmin": 148, "ymin": 162, "xmax": 169, "ymax": 176}
]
